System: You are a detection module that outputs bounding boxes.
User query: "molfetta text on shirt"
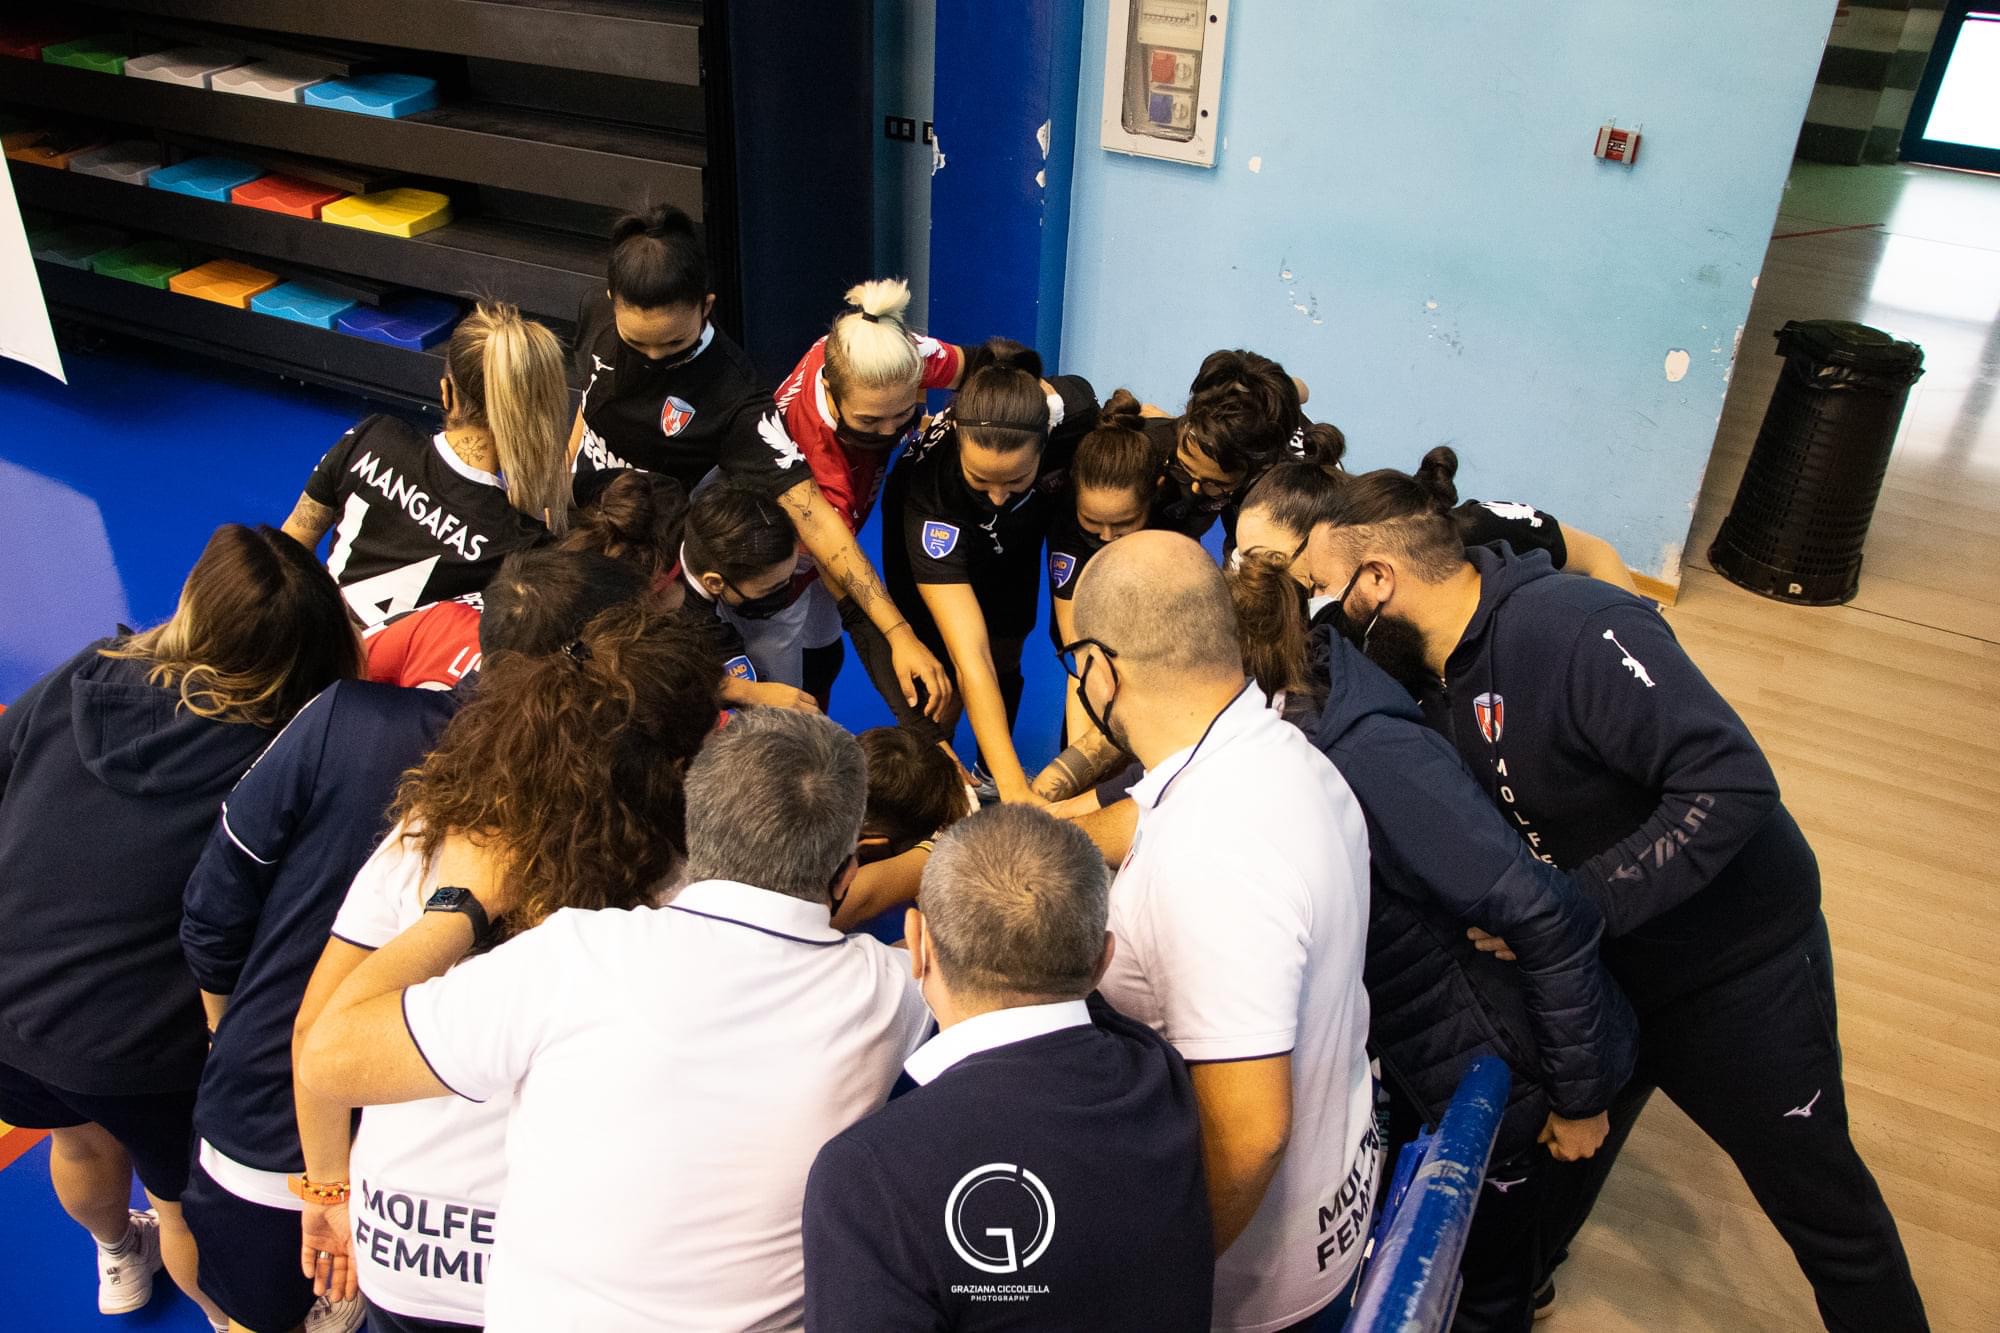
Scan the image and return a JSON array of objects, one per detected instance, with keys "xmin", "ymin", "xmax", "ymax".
[
  {"xmin": 945, "ymin": 1162, "xmax": 1055, "ymax": 1305},
  {"xmin": 1314, "ymin": 1121, "xmax": 1381, "ymax": 1272},
  {"xmin": 353, "ymin": 1177, "xmax": 496, "ymax": 1290},
  {"xmin": 345, "ymin": 449, "xmax": 492, "ymax": 561}
]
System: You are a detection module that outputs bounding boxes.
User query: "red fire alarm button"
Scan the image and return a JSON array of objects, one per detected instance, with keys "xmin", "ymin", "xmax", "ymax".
[{"xmin": 1594, "ymin": 125, "xmax": 1641, "ymax": 165}]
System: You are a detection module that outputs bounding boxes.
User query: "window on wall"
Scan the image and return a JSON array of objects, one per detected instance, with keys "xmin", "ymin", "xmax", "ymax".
[{"xmin": 1902, "ymin": 3, "xmax": 2000, "ymax": 171}]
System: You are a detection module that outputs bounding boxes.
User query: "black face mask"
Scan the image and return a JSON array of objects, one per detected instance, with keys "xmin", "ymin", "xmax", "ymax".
[
  {"xmin": 1329, "ymin": 567, "xmax": 1433, "ymax": 690},
  {"xmin": 727, "ymin": 581, "xmax": 796, "ymax": 621},
  {"xmin": 616, "ymin": 330, "xmax": 703, "ymax": 384},
  {"xmin": 834, "ymin": 405, "xmax": 922, "ymax": 452},
  {"xmin": 1162, "ymin": 456, "xmax": 1234, "ymax": 516}
]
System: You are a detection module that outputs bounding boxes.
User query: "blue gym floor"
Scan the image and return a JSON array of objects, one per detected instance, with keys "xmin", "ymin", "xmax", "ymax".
[{"xmin": 0, "ymin": 340, "xmax": 1074, "ymax": 1328}]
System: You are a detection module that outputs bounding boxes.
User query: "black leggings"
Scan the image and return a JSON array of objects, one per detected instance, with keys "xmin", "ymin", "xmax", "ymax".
[
  {"xmin": 363, "ymin": 1296, "xmax": 478, "ymax": 1332},
  {"xmin": 838, "ymin": 597, "xmax": 1027, "ymax": 755},
  {"xmin": 1536, "ymin": 911, "xmax": 1926, "ymax": 1332}
]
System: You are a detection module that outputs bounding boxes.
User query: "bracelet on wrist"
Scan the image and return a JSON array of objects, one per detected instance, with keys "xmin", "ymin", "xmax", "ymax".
[{"xmin": 290, "ymin": 1174, "xmax": 351, "ymax": 1205}]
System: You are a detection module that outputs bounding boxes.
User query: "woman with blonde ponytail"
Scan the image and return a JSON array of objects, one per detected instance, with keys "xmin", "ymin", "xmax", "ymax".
[
  {"xmin": 721, "ymin": 276, "xmax": 963, "ymax": 726},
  {"xmin": 282, "ymin": 301, "xmax": 565, "ymax": 626}
]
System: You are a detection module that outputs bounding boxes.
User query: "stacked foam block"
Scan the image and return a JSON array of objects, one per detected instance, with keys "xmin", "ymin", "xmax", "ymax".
[{"xmin": 6, "ymin": 25, "xmax": 459, "ymax": 349}]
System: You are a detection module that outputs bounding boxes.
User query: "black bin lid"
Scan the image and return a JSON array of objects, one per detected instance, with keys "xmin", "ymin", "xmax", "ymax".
[{"xmin": 1774, "ymin": 319, "xmax": 1924, "ymax": 382}]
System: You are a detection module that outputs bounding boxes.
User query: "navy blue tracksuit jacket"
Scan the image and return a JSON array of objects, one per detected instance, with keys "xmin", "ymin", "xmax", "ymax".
[
  {"xmin": 182, "ymin": 680, "xmax": 458, "ymax": 1172},
  {"xmin": 1301, "ymin": 630, "xmax": 1635, "ymax": 1156},
  {"xmin": 1422, "ymin": 546, "xmax": 1821, "ymax": 1011}
]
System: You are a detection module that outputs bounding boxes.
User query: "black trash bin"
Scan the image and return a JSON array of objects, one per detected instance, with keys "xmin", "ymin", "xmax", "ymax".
[{"xmin": 1709, "ymin": 319, "xmax": 1924, "ymax": 605}]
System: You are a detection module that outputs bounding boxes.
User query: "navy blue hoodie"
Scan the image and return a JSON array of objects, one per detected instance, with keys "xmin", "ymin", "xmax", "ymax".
[
  {"xmin": 183, "ymin": 680, "xmax": 458, "ymax": 1172},
  {"xmin": 0, "ymin": 640, "xmax": 278, "ymax": 1094},
  {"xmin": 1301, "ymin": 630, "xmax": 1636, "ymax": 1154},
  {"xmin": 1428, "ymin": 546, "xmax": 1822, "ymax": 1010}
]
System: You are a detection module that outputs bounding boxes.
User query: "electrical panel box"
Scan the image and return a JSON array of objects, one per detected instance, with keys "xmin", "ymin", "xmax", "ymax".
[{"xmin": 1100, "ymin": 0, "xmax": 1228, "ymax": 167}]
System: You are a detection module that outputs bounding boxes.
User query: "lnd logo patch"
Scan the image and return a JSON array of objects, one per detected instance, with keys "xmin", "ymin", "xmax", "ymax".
[{"xmin": 922, "ymin": 521, "xmax": 960, "ymax": 559}]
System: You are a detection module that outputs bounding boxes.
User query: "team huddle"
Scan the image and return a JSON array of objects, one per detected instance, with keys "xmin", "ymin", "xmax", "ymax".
[{"xmin": 0, "ymin": 204, "xmax": 1928, "ymax": 1333}]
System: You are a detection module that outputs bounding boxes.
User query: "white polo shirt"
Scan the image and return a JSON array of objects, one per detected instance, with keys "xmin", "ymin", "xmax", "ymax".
[
  {"xmin": 1100, "ymin": 683, "xmax": 1378, "ymax": 1333},
  {"xmin": 401, "ymin": 878, "xmax": 931, "ymax": 1333},
  {"xmin": 333, "ymin": 820, "xmax": 509, "ymax": 1325}
]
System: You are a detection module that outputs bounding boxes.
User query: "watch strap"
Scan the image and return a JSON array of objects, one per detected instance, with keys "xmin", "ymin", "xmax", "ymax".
[{"xmin": 424, "ymin": 886, "xmax": 493, "ymax": 944}]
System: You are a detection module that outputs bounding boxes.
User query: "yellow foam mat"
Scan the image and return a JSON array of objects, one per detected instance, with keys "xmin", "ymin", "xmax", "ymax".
[{"xmin": 320, "ymin": 188, "xmax": 453, "ymax": 238}]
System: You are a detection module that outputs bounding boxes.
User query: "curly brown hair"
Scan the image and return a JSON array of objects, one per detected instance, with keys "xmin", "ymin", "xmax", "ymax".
[{"xmin": 389, "ymin": 600, "xmax": 721, "ymax": 938}]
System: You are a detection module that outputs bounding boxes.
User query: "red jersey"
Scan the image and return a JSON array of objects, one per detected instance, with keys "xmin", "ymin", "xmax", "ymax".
[
  {"xmin": 769, "ymin": 334, "xmax": 963, "ymax": 538},
  {"xmin": 362, "ymin": 595, "xmax": 483, "ymax": 690}
]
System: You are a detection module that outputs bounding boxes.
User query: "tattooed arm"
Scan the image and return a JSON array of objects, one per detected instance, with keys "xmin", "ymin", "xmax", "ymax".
[
  {"xmin": 1031, "ymin": 725, "xmax": 1129, "ymax": 802},
  {"xmin": 776, "ymin": 478, "xmax": 953, "ymax": 721},
  {"xmin": 282, "ymin": 493, "xmax": 338, "ymax": 553}
]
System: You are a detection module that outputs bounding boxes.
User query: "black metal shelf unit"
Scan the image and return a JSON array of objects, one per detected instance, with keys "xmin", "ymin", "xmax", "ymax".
[{"xmin": 7, "ymin": 1, "xmax": 872, "ymax": 402}]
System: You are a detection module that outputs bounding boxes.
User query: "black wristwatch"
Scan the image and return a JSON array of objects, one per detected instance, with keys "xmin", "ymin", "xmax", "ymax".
[{"xmin": 424, "ymin": 886, "xmax": 494, "ymax": 946}]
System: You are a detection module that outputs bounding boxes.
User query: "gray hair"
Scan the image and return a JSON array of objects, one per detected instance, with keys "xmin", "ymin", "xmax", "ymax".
[
  {"xmin": 683, "ymin": 708, "xmax": 866, "ymax": 903},
  {"xmin": 920, "ymin": 805, "xmax": 1109, "ymax": 1001}
]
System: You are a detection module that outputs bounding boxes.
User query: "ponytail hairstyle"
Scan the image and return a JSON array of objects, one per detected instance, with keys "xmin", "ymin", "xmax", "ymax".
[
  {"xmin": 952, "ymin": 337, "xmax": 1049, "ymax": 455},
  {"xmin": 683, "ymin": 483, "xmax": 797, "ymax": 587},
  {"xmin": 445, "ymin": 301, "xmax": 573, "ymax": 537},
  {"xmin": 1225, "ymin": 550, "xmax": 1322, "ymax": 707},
  {"xmin": 104, "ymin": 523, "xmax": 360, "ymax": 729},
  {"xmin": 1180, "ymin": 348, "xmax": 1304, "ymax": 476},
  {"xmin": 1299, "ymin": 420, "xmax": 1348, "ymax": 471},
  {"xmin": 391, "ymin": 599, "xmax": 722, "ymax": 942},
  {"xmin": 561, "ymin": 470, "xmax": 689, "ymax": 584},
  {"xmin": 823, "ymin": 277, "xmax": 924, "ymax": 398},
  {"xmin": 606, "ymin": 204, "xmax": 708, "ymax": 310},
  {"xmin": 1073, "ymin": 388, "xmax": 1158, "ymax": 501},
  {"xmin": 1322, "ymin": 446, "xmax": 1465, "ymax": 582}
]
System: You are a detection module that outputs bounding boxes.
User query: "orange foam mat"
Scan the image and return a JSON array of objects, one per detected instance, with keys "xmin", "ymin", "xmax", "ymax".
[{"xmin": 168, "ymin": 259, "xmax": 282, "ymax": 308}]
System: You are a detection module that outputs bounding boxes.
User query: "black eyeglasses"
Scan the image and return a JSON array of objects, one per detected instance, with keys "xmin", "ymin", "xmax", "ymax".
[{"xmin": 1056, "ymin": 637, "xmax": 1119, "ymax": 681}]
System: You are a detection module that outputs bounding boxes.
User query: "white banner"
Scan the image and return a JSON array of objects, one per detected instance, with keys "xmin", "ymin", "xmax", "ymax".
[{"xmin": 0, "ymin": 163, "xmax": 65, "ymax": 384}]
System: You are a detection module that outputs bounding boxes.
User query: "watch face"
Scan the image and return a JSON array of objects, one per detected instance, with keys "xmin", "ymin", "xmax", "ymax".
[{"xmin": 425, "ymin": 886, "xmax": 473, "ymax": 911}]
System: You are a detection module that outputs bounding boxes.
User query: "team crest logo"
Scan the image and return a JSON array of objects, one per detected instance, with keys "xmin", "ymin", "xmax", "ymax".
[
  {"xmin": 723, "ymin": 655, "xmax": 757, "ymax": 683},
  {"xmin": 1473, "ymin": 691, "xmax": 1504, "ymax": 744},
  {"xmin": 922, "ymin": 521, "xmax": 961, "ymax": 559},
  {"xmin": 660, "ymin": 396, "xmax": 697, "ymax": 437},
  {"xmin": 1049, "ymin": 551, "xmax": 1078, "ymax": 589}
]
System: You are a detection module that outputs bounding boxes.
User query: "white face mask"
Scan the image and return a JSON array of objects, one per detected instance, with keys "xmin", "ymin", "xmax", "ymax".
[{"xmin": 1306, "ymin": 593, "xmax": 1337, "ymax": 620}]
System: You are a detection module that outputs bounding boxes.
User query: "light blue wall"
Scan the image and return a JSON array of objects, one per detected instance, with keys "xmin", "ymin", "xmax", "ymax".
[{"xmin": 1060, "ymin": 2, "xmax": 1835, "ymax": 579}]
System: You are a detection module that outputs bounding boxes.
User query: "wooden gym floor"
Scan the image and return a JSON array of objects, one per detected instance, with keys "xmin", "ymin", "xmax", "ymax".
[{"xmin": 1559, "ymin": 162, "xmax": 2000, "ymax": 1330}]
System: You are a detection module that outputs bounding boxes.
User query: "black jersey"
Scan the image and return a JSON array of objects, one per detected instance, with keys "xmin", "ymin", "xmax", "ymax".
[
  {"xmin": 1451, "ymin": 498, "xmax": 1569, "ymax": 567},
  {"xmin": 883, "ymin": 376, "xmax": 1096, "ymax": 637},
  {"xmin": 303, "ymin": 415, "xmax": 547, "ymax": 626},
  {"xmin": 665, "ymin": 582, "xmax": 757, "ymax": 683},
  {"xmin": 572, "ymin": 291, "xmax": 793, "ymax": 496},
  {"xmin": 1044, "ymin": 420, "xmax": 1211, "ymax": 606}
]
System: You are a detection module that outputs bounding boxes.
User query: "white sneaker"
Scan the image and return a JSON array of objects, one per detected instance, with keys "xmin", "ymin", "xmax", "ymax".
[
  {"xmin": 97, "ymin": 1208, "xmax": 163, "ymax": 1314},
  {"xmin": 304, "ymin": 1295, "xmax": 366, "ymax": 1333}
]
